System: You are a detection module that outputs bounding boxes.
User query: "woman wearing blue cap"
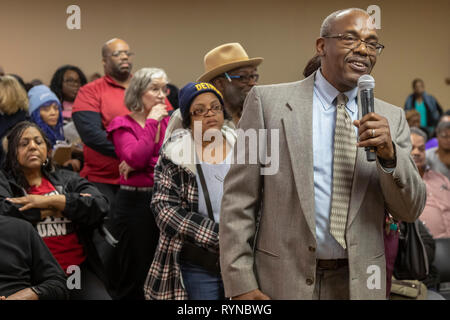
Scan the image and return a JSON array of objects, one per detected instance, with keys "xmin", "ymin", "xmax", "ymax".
[
  {"xmin": 28, "ymin": 85, "xmax": 82, "ymax": 172},
  {"xmin": 144, "ymin": 82, "xmax": 236, "ymax": 300},
  {"xmin": 28, "ymin": 85, "xmax": 65, "ymax": 147}
]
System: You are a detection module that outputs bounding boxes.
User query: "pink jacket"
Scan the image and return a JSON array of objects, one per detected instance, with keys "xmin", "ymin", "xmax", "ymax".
[{"xmin": 107, "ymin": 115, "xmax": 169, "ymax": 187}]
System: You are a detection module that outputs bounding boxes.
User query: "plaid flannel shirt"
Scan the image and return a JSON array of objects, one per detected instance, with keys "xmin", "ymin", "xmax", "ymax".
[{"xmin": 144, "ymin": 127, "xmax": 235, "ymax": 300}]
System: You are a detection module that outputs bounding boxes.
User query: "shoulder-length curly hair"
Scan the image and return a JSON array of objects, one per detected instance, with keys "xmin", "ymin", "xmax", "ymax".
[
  {"xmin": 50, "ymin": 65, "xmax": 87, "ymax": 102},
  {"xmin": 3, "ymin": 121, "xmax": 54, "ymax": 189}
]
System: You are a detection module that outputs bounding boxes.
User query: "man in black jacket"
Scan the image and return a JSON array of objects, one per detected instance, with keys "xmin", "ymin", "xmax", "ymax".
[{"xmin": 0, "ymin": 215, "xmax": 68, "ymax": 300}]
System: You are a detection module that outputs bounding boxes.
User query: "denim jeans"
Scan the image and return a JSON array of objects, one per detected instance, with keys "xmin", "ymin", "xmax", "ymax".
[{"xmin": 180, "ymin": 262, "xmax": 225, "ymax": 300}]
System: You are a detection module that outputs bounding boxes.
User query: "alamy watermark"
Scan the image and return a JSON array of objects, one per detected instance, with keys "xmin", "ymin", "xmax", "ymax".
[
  {"xmin": 66, "ymin": 5, "xmax": 81, "ymax": 30},
  {"xmin": 171, "ymin": 122, "xmax": 280, "ymax": 175},
  {"xmin": 66, "ymin": 265, "xmax": 81, "ymax": 290},
  {"xmin": 366, "ymin": 5, "xmax": 381, "ymax": 30},
  {"xmin": 367, "ymin": 265, "xmax": 382, "ymax": 290},
  {"xmin": 65, "ymin": 5, "xmax": 381, "ymax": 31}
]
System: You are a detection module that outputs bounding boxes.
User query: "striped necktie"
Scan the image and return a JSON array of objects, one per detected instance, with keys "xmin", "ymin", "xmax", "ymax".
[{"xmin": 330, "ymin": 93, "xmax": 357, "ymax": 249}]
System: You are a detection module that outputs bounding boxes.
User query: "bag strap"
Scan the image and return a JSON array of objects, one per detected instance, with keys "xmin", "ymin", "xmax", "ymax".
[
  {"xmin": 413, "ymin": 220, "xmax": 430, "ymax": 275},
  {"xmin": 196, "ymin": 163, "xmax": 215, "ymax": 222}
]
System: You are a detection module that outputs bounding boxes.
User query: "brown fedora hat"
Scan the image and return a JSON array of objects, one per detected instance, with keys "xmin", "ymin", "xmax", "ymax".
[{"xmin": 197, "ymin": 43, "xmax": 263, "ymax": 82}]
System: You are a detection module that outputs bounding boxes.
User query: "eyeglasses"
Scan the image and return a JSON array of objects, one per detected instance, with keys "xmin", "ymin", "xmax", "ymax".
[
  {"xmin": 190, "ymin": 105, "xmax": 223, "ymax": 117},
  {"xmin": 224, "ymin": 72, "xmax": 259, "ymax": 84},
  {"xmin": 322, "ymin": 33, "xmax": 385, "ymax": 56},
  {"xmin": 147, "ymin": 86, "xmax": 169, "ymax": 96},
  {"xmin": 63, "ymin": 78, "xmax": 81, "ymax": 86},
  {"xmin": 107, "ymin": 50, "xmax": 135, "ymax": 58}
]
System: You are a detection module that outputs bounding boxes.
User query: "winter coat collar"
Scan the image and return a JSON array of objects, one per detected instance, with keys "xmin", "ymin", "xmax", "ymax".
[{"xmin": 161, "ymin": 124, "xmax": 236, "ymax": 175}]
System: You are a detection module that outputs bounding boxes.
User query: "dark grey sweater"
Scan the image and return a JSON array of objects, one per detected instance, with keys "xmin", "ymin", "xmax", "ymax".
[{"xmin": 0, "ymin": 215, "xmax": 68, "ymax": 299}]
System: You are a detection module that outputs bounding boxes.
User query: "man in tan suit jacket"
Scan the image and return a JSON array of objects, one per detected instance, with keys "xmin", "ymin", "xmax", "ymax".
[{"xmin": 219, "ymin": 8, "xmax": 426, "ymax": 300}]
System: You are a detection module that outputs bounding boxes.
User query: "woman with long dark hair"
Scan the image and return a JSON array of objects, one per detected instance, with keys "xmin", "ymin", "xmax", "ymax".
[
  {"xmin": 50, "ymin": 65, "xmax": 87, "ymax": 122},
  {"xmin": 0, "ymin": 121, "xmax": 110, "ymax": 299}
]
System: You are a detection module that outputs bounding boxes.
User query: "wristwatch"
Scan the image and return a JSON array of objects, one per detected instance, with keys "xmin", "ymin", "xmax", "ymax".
[
  {"xmin": 379, "ymin": 143, "xmax": 397, "ymax": 168},
  {"xmin": 30, "ymin": 286, "xmax": 42, "ymax": 298},
  {"xmin": 379, "ymin": 156, "xmax": 397, "ymax": 168}
]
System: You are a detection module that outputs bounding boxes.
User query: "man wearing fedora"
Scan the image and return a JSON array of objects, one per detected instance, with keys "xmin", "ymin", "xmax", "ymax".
[
  {"xmin": 198, "ymin": 43, "xmax": 263, "ymax": 125},
  {"xmin": 164, "ymin": 43, "xmax": 263, "ymax": 140},
  {"xmin": 219, "ymin": 8, "xmax": 426, "ymax": 300}
]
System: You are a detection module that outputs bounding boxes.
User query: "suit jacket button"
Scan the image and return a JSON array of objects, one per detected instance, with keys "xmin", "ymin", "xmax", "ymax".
[
  {"xmin": 309, "ymin": 246, "xmax": 316, "ymax": 252},
  {"xmin": 306, "ymin": 278, "xmax": 314, "ymax": 286}
]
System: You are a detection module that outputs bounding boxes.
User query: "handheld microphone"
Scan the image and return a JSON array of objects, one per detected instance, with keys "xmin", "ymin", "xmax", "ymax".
[{"xmin": 357, "ymin": 74, "xmax": 377, "ymax": 162}]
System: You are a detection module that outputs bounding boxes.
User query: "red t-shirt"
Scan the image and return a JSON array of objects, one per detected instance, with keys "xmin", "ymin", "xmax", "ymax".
[
  {"xmin": 72, "ymin": 75, "xmax": 130, "ymax": 184},
  {"xmin": 28, "ymin": 177, "xmax": 86, "ymax": 273}
]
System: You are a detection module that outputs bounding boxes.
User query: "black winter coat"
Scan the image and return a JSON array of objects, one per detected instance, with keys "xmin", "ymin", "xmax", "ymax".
[{"xmin": 0, "ymin": 168, "xmax": 109, "ymax": 284}]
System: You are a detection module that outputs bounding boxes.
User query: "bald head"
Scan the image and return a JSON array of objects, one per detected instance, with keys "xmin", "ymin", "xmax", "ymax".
[
  {"xmin": 102, "ymin": 38, "xmax": 128, "ymax": 57},
  {"xmin": 320, "ymin": 8, "xmax": 369, "ymax": 37},
  {"xmin": 101, "ymin": 38, "xmax": 133, "ymax": 82}
]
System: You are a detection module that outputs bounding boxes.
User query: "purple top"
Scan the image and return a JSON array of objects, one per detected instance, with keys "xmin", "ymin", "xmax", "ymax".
[
  {"xmin": 425, "ymin": 137, "xmax": 438, "ymax": 150},
  {"xmin": 107, "ymin": 115, "xmax": 169, "ymax": 187}
]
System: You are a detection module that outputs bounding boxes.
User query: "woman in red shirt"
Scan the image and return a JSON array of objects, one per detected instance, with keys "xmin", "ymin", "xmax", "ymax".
[{"xmin": 0, "ymin": 121, "xmax": 110, "ymax": 300}]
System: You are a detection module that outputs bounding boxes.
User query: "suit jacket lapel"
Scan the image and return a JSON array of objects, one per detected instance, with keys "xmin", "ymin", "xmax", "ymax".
[
  {"xmin": 347, "ymin": 96, "xmax": 374, "ymax": 228},
  {"xmin": 280, "ymin": 78, "xmax": 375, "ymax": 234},
  {"xmin": 282, "ymin": 73, "xmax": 316, "ymax": 236}
]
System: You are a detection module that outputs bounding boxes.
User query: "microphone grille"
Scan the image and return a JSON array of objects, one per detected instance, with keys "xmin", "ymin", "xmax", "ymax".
[{"xmin": 358, "ymin": 74, "xmax": 375, "ymax": 90}]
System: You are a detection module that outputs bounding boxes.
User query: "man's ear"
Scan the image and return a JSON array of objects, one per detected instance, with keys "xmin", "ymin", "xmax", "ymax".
[
  {"xmin": 211, "ymin": 78, "xmax": 225, "ymax": 92},
  {"xmin": 316, "ymin": 38, "xmax": 326, "ymax": 57}
]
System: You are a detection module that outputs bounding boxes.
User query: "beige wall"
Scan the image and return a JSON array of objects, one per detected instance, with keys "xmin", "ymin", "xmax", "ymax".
[{"xmin": 1, "ymin": 0, "xmax": 449, "ymax": 109}]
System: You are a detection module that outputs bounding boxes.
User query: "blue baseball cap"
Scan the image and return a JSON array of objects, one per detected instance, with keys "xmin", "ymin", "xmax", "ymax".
[{"xmin": 178, "ymin": 82, "xmax": 224, "ymax": 116}]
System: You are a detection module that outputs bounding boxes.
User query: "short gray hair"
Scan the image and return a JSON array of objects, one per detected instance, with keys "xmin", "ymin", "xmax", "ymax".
[
  {"xmin": 320, "ymin": 8, "xmax": 368, "ymax": 36},
  {"xmin": 124, "ymin": 68, "xmax": 168, "ymax": 112},
  {"xmin": 410, "ymin": 127, "xmax": 428, "ymax": 141},
  {"xmin": 436, "ymin": 120, "xmax": 450, "ymax": 135}
]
